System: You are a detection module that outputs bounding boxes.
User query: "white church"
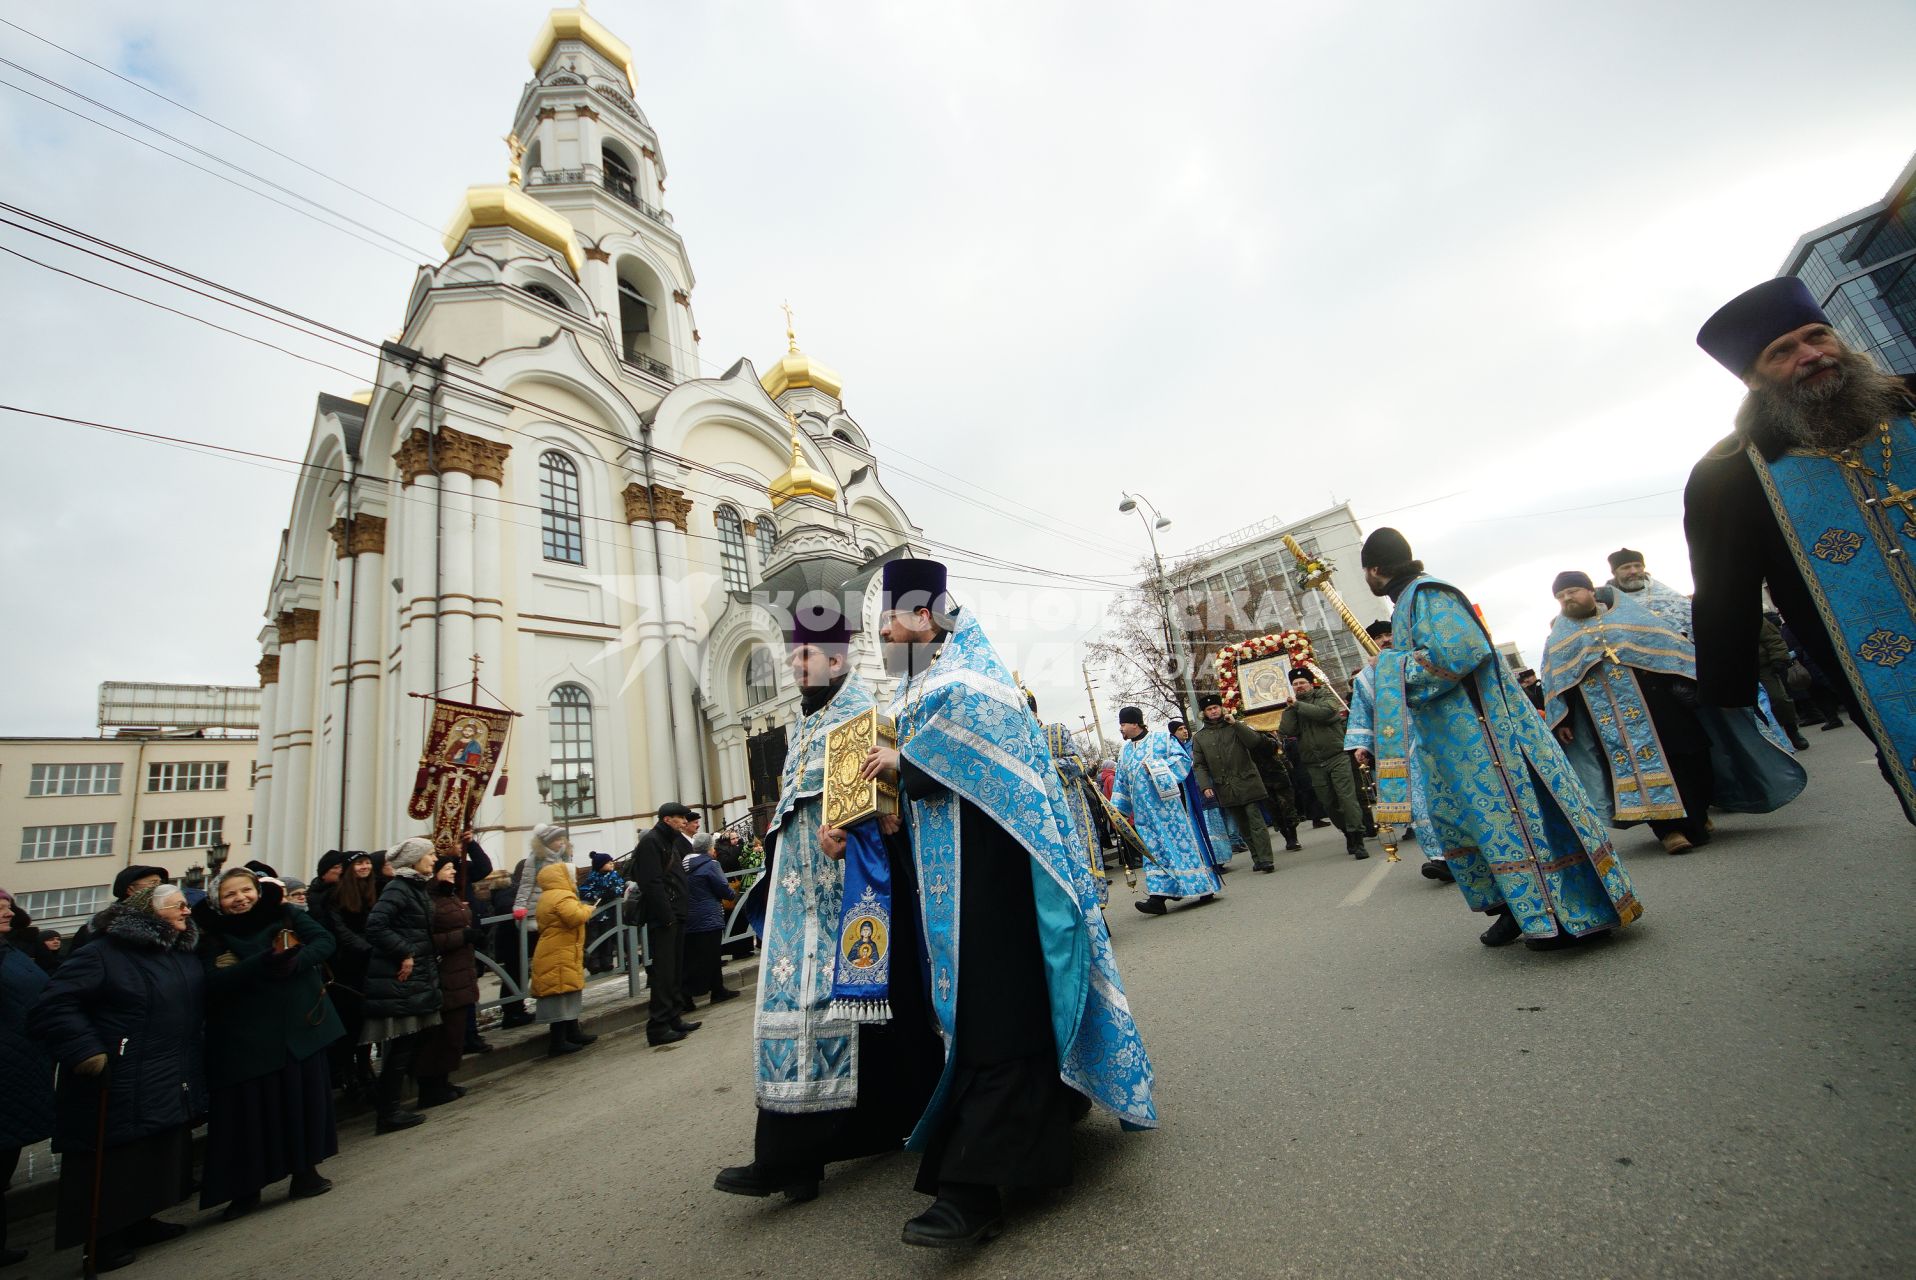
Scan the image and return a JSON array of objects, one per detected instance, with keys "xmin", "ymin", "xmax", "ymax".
[{"xmin": 252, "ymin": 5, "xmax": 920, "ymax": 871}]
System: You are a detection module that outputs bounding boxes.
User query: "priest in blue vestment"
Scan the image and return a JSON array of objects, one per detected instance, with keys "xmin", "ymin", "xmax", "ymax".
[
  {"xmin": 843, "ymin": 559, "xmax": 1157, "ymax": 1248},
  {"xmin": 1686, "ymin": 276, "xmax": 1916, "ymax": 823},
  {"xmin": 1361, "ymin": 528, "xmax": 1645, "ymax": 951},
  {"xmin": 1543, "ymin": 573, "xmax": 1805, "ymax": 856},
  {"xmin": 1600, "ymin": 548, "xmax": 1694, "ymax": 636},
  {"xmin": 716, "ymin": 604, "xmax": 942, "ymax": 1205},
  {"xmin": 1110, "ymin": 706, "xmax": 1223, "ymax": 914},
  {"xmin": 1037, "ymin": 711, "xmax": 1111, "ymax": 908}
]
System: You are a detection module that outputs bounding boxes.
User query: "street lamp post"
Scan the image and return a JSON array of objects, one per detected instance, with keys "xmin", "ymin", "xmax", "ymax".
[
  {"xmin": 1118, "ymin": 492, "xmax": 1198, "ymax": 717},
  {"xmin": 536, "ymin": 770, "xmax": 593, "ymax": 842}
]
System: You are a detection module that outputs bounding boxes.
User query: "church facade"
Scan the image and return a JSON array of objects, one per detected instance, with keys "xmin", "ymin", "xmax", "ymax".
[{"xmin": 252, "ymin": 5, "xmax": 918, "ymax": 871}]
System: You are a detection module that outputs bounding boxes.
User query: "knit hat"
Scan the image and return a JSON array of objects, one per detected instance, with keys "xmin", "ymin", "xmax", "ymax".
[
  {"xmin": 387, "ymin": 837, "xmax": 437, "ymax": 871},
  {"xmin": 589, "ymin": 852, "xmax": 613, "ymax": 869},
  {"xmin": 1607, "ymin": 547, "xmax": 1644, "ymax": 571},
  {"xmin": 531, "ymin": 823, "xmax": 567, "ymax": 851},
  {"xmin": 1552, "ymin": 570, "xmax": 1594, "ymax": 595},
  {"xmin": 315, "ymin": 850, "xmax": 347, "ymax": 880}
]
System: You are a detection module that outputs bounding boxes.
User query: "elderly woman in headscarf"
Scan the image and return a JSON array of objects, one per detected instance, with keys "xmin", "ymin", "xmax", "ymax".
[
  {"xmin": 680, "ymin": 833, "xmax": 741, "ymax": 1008},
  {"xmin": 361, "ymin": 838, "xmax": 442, "ymax": 1134},
  {"xmin": 27, "ymin": 884, "xmax": 204, "ymax": 1272},
  {"xmin": 310, "ymin": 849, "xmax": 378, "ymax": 1099},
  {"xmin": 532, "ymin": 850, "xmax": 596, "ymax": 1058},
  {"xmin": 192, "ymin": 867, "xmax": 343, "ymax": 1220},
  {"xmin": 497, "ymin": 824, "xmax": 568, "ymax": 1028},
  {"xmin": 412, "ymin": 852, "xmax": 482, "ymax": 1107},
  {"xmin": 0, "ymin": 888, "xmax": 55, "ymax": 1268}
]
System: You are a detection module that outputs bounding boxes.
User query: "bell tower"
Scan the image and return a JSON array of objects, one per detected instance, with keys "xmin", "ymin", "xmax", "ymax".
[{"xmin": 506, "ymin": 4, "xmax": 701, "ymax": 384}]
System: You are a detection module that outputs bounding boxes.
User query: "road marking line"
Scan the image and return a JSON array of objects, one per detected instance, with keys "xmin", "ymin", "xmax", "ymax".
[{"xmin": 1338, "ymin": 860, "xmax": 1393, "ymax": 908}]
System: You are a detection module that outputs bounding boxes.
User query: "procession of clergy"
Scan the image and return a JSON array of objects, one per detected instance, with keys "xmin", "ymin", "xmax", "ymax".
[{"xmin": 708, "ymin": 275, "xmax": 1916, "ymax": 1248}]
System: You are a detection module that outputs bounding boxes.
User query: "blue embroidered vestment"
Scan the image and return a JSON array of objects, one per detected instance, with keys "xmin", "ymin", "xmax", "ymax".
[{"xmin": 1110, "ymin": 731, "xmax": 1224, "ymax": 898}]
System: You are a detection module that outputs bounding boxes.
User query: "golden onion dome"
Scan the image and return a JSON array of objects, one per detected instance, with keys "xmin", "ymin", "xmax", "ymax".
[
  {"xmin": 760, "ymin": 344, "xmax": 843, "ymax": 401},
  {"xmin": 443, "ymin": 182, "xmax": 584, "ymax": 278},
  {"xmin": 528, "ymin": 5, "xmax": 637, "ymax": 95},
  {"xmin": 768, "ymin": 429, "xmax": 838, "ymax": 508}
]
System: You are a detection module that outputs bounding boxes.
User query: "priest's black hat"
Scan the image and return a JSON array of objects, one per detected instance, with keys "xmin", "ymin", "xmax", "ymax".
[
  {"xmin": 1607, "ymin": 547, "xmax": 1644, "ymax": 571},
  {"xmin": 787, "ymin": 599, "xmax": 854, "ymax": 650},
  {"xmin": 1697, "ymin": 277, "xmax": 1828, "ymax": 376},
  {"xmin": 881, "ymin": 558, "xmax": 951, "ymax": 617},
  {"xmin": 1117, "ymin": 705, "xmax": 1144, "ymax": 726},
  {"xmin": 1553, "ymin": 570, "xmax": 1594, "ymax": 594},
  {"xmin": 1197, "ymin": 692, "xmax": 1222, "ymax": 709},
  {"xmin": 1360, "ymin": 527, "xmax": 1413, "ymax": 570}
]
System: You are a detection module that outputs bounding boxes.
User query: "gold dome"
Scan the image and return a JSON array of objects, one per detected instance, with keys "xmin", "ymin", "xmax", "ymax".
[
  {"xmin": 760, "ymin": 346, "xmax": 843, "ymax": 400},
  {"xmin": 768, "ymin": 429, "xmax": 838, "ymax": 508},
  {"xmin": 443, "ymin": 182, "xmax": 584, "ymax": 278},
  {"xmin": 528, "ymin": 5, "xmax": 637, "ymax": 95}
]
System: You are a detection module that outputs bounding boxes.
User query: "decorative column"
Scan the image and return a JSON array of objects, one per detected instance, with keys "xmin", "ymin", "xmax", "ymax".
[
  {"xmin": 468, "ymin": 448, "xmax": 508, "ymax": 831},
  {"xmin": 650, "ymin": 488, "xmax": 704, "ymax": 804},
  {"xmin": 393, "ymin": 429, "xmax": 440, "ymax": 837},
  {"xmin": 438, "ymin": 468, "xmax": 476, "ymax": 690},
  {"xmin": 275, "ymin": 608, "xmax": 321, "ymax": 864},
  {"xmin": 336, "ymin": 515, "xmax": 387, "ymax": 853},
  {"xmin": 253, "ymin": 647, "xmax": 279, "ymax": 861},
  {"xmin": 582, "ymin": 245, "xmax": 614, "ymax": 327},
  {"xmin": 624, "ymin": 482, "xmax": 681, "ymax": 806}
]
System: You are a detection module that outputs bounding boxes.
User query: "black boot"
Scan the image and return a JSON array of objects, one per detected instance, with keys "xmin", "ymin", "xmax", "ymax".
[
  {"xmin": 416, "ymin": 1076, "xmax": 467, "ymax": 1108},
  {"xmin": 289, "ymin": 1167, "xmax": 333, "ymax": 1199},
  {"xmin": 714, "ymin": 1161, "xmax": 822, "ymax": 1203},
  {"xmin": 564, "ymin": 1020, "xmax": 597, "ymax": 1046},
  {"xmin": 902, "ymin": 1183, "xmax": 1005, "ymax": 1248},
  {"xmin": 1282, "ymin": 827, "xmax": 1302, "ymax": 851},
  {"xmin": 1132, "ymin": 896, "xmax": 1169, "ymax": 916},
  {"xmin": 548, "ymin": 1023, "xmax": 584, "ymax": 1057},
  {"xmin": 1346, "ymin": 831, "xmax": 1369, "ymax": 859},
  {"xmin": 1479, "ymin": 908, "xmax": 1522, "ymax": 947}
]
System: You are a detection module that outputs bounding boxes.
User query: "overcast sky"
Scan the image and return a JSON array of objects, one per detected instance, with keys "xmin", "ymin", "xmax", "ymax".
[{"xmin": 3, "ymin": 0, "xmax": 1913, "ymax": 738}]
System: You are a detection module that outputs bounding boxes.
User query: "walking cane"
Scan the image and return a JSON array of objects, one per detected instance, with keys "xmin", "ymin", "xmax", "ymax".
[{"xmin": 82, "ymin": 1046, "xmax": 116, "ymax": 1280}]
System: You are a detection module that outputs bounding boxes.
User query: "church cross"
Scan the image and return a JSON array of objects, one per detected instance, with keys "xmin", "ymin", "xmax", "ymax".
[
  {"xmin": 469, "ymin": 653, "xmax": 483, "ymax": 702},
  {"xmin": 781, "ymin": 300, "xmax": 799, "ymax": 351}
]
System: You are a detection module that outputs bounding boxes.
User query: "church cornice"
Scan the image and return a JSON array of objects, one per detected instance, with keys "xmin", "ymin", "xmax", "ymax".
[
  {"xmin": 329, "ymin": 514, "xmax": 388, "ymax": 558},
  {"xmin": 257, "ymin": 655, "xmax": 280, "ymax": 687},
  {"xmin": 394, "ymin": 425, "xmax": 511, "ymax": 486},
  {"xmin": 623, "ymin": 482, "xmax": 692, "ymax": 532},
  {"xmin": 276, "ymin": 608, "xmax": 322, "ymax": 645}
]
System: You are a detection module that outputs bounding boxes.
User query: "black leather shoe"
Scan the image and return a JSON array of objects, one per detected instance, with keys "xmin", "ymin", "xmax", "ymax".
[
  {"xmin": 902, "ymin": 1195, "xmax": 1005, "ymax": 1248},
  {"xmin": 547, "ymin": 1037, "xmax": 584, "ymax": 1058},
  {"xmin": 714, "ymin": 1162, "xmax": 822, "ymax": 1203},
  {"xmin": 1253, "ymin": 863, "xmax": 1274, "ymax": 873},
  {"xmin": 673, "ymin": 1018, "xmax": 703, "ymax": 1033},
  {"xmin": 1132, "ymin": 897, "xmax": 1168, "ymax": 916},
  {"xmin": 1283, "ymin": 838, "xmax": 1302, "ymax": 851},
  {"xmin": 221, "ymin": 1193, "xmax": 260, "ymax": 1223},
  {"xmin": 647, "ymin": 1026, "xmax": 687, "ymax": 1046},
  {"xmin": 0, "ymin": 1247, "xmax": 25, "ymax": 1266},
  {"xmin": 709, "ymin": 987, "xmax": 742, "ymax": 1003},
  {"xmin": 1419, "ymin": 860, "xmax": 1454, "ymax": 881},
  {"xmin": 1311, "ymin": 818, "xmax": 1331, "ymax": 828},
  {"xmin": 289, "ymin": 1171, "xmax": 333, "ymax": 1199},
  {"xmin": 418, "ymin": 1082, "xmax": 467, "ymax": 1108},
  {"xmin": 1194, "ymin": 893, "xmax": 1215, "ymax": 904},
  {"xmin": 122, "ymin": 1219, "xmax": 186, "ymax": 1246},
  {"xmin": 89, "ymin": 1245, "xmax": 137, "ymax": 1273},
  {"xmin": 375, "ymin": 1109, "xmax": 425, "ymax": 1134},
  {"xmin": 499, "ymin": 1010, "xmax": 535, "ymax": 1029},
  {"xmin": 1479, "ymin": 911, "xmax": 1522, "ymax": 947}
]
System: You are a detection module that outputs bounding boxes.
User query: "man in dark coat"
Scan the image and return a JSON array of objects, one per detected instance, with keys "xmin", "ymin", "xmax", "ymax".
[
  {"xmin": 66, "ymin": 864, "xmax": 169, "ymax": 955},
  {"xmin": 1279, "ymin": 670, "xmax": 1370, "ymax": 859},
  {"xmin": 1684, "ymin": 276, "xmax": 1916, "ymax": 821},
  {"xmin": 628, "ymin": 804, "xmax": 698, "ymax": 1045},
  {"xmin": 1190, "ymin": 692, "xmax": 1291, "ymax": 872}
]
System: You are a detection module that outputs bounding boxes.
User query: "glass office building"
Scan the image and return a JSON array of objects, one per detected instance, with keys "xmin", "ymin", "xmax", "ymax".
[{"xmin": 1781, "ymin": 152, "xmax": 1916, "ymax": 374}]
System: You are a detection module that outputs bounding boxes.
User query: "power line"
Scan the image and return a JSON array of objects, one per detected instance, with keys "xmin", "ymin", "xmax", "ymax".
[{"xmin": 0, "ymin": 16, "xmax": 444, "ymax": 235}]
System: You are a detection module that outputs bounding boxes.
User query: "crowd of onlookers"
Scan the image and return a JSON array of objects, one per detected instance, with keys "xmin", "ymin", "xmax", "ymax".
[{"xmin": 0, "ymin": 812, "xmax": 758, "ymax": 1272}]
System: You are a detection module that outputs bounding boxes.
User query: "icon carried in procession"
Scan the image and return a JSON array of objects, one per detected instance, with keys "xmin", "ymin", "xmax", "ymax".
[{"xmin": 822, "ymin": 709, "xmax": 899, "ymax": 831}]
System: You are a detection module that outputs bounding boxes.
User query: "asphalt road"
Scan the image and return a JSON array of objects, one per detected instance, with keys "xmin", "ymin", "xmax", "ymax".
[{"xmin": 10, "ymin": 737, "xmax": 1913, "ymax": 1279}]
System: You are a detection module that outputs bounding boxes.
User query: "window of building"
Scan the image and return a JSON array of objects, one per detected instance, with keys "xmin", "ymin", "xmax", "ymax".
[
  {"xmin": 539, "ymin": 450, "xmax": 586, "ymax": 565},
  {"xmin": 141, "ymin": 816, "xmax": 223, "ymax": 852},
  {"xmin": 602, "ymin": 146, "xmax": 638, "ymax": 204},
  {"xmin": 715, "ymin": 506, "xmax": 749, "ymax": 592},
  {"xmin": 744, "ymin": 647, "xmax": 779, "ymax": 706},
  {"xmin": 618, "ymin": 278, "xmax": 651, "ymax": 359},
  {"xmin": 20, "ymin": 823, "xmax": 115, "ymax": 861},
  {"xmin": 27, "ymin": 763, "xmax": 121, "ymax": 797},
  {"xmin": 146, "ymin": 761, "xmax": 228, "ymax": 793},
  {"xmin": 20, "ymin": 885, "xmax": 110, "ymax": 922},
  {"xmin": 755, "ymin": 517, "xmax": 776, "ymax": 572},
  {"xmin": 549, "ymin": 684, "xmax": 597, "ymax": 820},
  {"xmin": 522, "ymin": 282, "xmax": 569, "ymax": 311}
]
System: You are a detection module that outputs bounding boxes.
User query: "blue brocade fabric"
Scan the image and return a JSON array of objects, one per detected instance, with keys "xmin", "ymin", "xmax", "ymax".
[
  {"xmin": 1044, "ymin": 722, "xmax": 1110, "ymax": 907},
  {"xmin": 753, "ymin": 676, "xmax": 874, "ymax": 1113},
  {"xmin": 1752, "ymin": 415, "xmax": 1916, "ymax": 815},
  {"xmin": 889, "ymin": 614, "xmax": 1158, "ymax": 1137},
  {"xmin": 1111, "ymin": 731, "xmax": 1224, "ymax": 898},
  {"xmin": 1347, "ymin": 660, "xmax": 1441, "ymax": 857},
  {"xmin": 1373, "ymin": 576, "xmax": 1644, "ymax": 939}
]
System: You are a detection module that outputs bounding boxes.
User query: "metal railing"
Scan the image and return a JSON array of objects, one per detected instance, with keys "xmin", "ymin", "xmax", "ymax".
[{"xmin": 625, "ymin": 350, "xmax": 675, "ymax": 382}]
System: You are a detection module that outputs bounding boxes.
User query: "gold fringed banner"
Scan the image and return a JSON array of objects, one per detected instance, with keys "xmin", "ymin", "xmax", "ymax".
[{"xmin": 408, "ymin": 697, "xmax": 514, "ymax": 859}]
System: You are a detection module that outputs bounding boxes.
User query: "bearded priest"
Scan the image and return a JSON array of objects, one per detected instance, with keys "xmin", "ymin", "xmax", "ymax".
[
  {"xmin": 1686, "ymin": 277, "xmax": 1916, "ymax": 822},
  {"xmin": 714, "ymin": 602, "xmax": 941, "ymax": 1207},
  {"xmin": 841, "ymin": 558, "xmax": 1157, "ymax": 1248}
]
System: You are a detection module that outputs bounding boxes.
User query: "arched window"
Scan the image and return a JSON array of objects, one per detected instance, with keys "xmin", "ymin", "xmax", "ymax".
[
  {"xmin": 715, "ymin": 506, "xmax": 749, "ymax": 592},
  {"xmin": 744, "ymin": 647, "xmax": 779, "ymax": 707},
  {"xmin": 539, "ymin": 450, "xmax": 585, "ymax": 565},
  {"xmin": 755, "ymin": 516, "xmax": 776, "ymax": 571},
  {"xmin": 549, "ymin": 684, "xmax": 597, "ymax": 819},
  {"xmin": 602, "ymin": 146, "xmax": 637, "ymax": 205},
  {"xmin": 522, "ymin": 282, "xmax": 569, "ymax": 311}
]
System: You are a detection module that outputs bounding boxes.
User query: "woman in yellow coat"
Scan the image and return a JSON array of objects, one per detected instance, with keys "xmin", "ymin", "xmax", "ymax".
[{"xmin": 531, "ymin": 861, "xmax": 596, "ymax": 1059}]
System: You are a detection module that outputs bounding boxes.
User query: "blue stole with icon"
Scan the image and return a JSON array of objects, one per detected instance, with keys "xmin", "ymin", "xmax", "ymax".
[
  {"xmin": 826, "ymin": 824, "xmax": 893, "ymax": 1023},
  {"xmin": 1751, "ymin": 414, "xmax": 1916, "ymax": 815}
]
